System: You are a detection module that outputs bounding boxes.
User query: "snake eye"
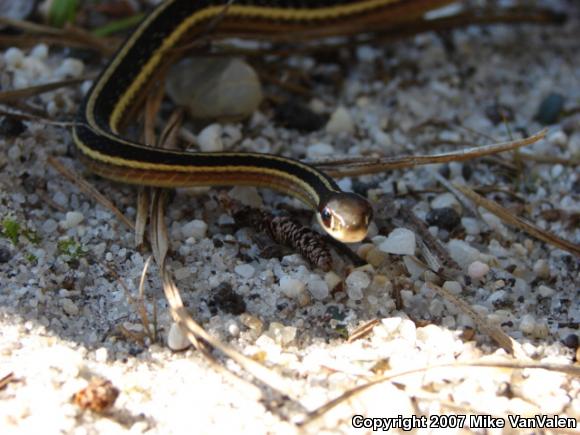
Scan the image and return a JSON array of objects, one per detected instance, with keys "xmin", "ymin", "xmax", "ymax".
[{"xmin": 320, "ymin": 207, "xmax": 332, "ymax": 227}]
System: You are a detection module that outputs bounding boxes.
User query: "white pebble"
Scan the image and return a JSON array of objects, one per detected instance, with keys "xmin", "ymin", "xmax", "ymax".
[
  {"xmin": 467, "ymin": 261, "xmax": 490, "ymax": 280},
  {"xmin": 197, "ymin": 123, "xmax": 223, "ymax": 152},
  {"xmin": 307, "ymin": 276, "xmax": 329, "ymax": 300},
  {"xmin": 167, "ymin": 322, "xmax": 190, "ymax": 351},
  {"xmin": 235, "ymin": 264, "xmax": 255, "ymax": 279},
  {"xmin": 443, "ymin": 281, "xmax": 462, "ymax": 295},
  {"xmin": 461, "ymin": 217, "xmax": 481, "ymax": 235},
  {"xmin": 55, "ymin": 58, "xmax": 84, "ymax": 78},
  {"xmin": 279, "ymin": 276, "xmax": 305, "ymax": 298},
  {"xmin": 53, "ymin": 191, "xmax": 68, "ymax": 207},
  {"xmin": 94, "ymin": 347, "xmax": 108, "ymax": 363},
  {"xmin": 431, "ymin": 193, "xmax": 461, "ymax": 212},
  {"xmin": 538, "ymin": 285, "xmax": 555, "ymax": 298},
  {"xmin": 448, "ymin": 239, "xmax": 481, "ymax": 268},
  {"xmin": 306, "ymin": 142, "xmax": 334, "ymax": 158},
  {"xmin": 228, "ymin": 186, "xmax": 263, "ymax": 207},
  {"xmin": 61, "ymin": 211, "xmax": 84, "ymax": 229},
  {"xmin": 324, "ymin": 271, "xmax": 342, "ymax": 291},
  {"xmin": 481, "ymin": 212, "xmax": 509, "ymax": 239},
  {"xmin": 519, "ymin": 314, "xmax": 537, "ymax": 335},
  {"xmin": 42, "ymin": 219, "xmax": 58, "ymax": 233},
  {"xmin": 181, "ymin": 219, "xmax": 208, "ymax": 239},
  {"xmin": 4, "ymin": 47, "xmax": 24, "ymax": 67},
  {"xmin": 61, "ymin": 298, "xmax": 79, "ymax": 316},
  {"xmin": 377, "ymin": 228, "xmax": 416, "ymax": 255},
  {"xmin": 345, "ymin": 270, "xmax": 371, "ymax": 301},
  {"xmin": 268, "ymin": 322, "xmax": 297, "ymax": 346},
  {"xmin": 325, "ymin": 106, "xmax": 354, "ymax": 134},
  {"xmin": 30, "ymin": 44, "xmax": 49, "ymax": 59},
  {"xmin": 533, "ymin": 259, "xmax": 550, "ymax": 279}
]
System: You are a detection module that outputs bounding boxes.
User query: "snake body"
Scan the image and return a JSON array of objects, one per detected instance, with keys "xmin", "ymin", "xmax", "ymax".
[{"xmin": 73, "ymin": 0, "xmax": 451, "ymax": 242}]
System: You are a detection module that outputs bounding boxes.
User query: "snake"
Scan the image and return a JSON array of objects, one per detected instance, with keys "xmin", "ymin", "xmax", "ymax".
[{"xmin": 73, "ymin": 0, "xmax": 452, "ymax": 243}]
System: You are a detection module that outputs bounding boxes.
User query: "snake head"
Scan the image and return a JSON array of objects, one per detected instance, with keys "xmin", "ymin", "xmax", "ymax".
[{"xmin": 317, "ymin": 192, "xmax": 373, "ymax": 243}]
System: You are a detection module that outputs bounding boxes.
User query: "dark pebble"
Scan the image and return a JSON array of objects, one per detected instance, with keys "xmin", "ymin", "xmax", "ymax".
[
  {"xmin": 208, "ymin": 282, "xmax": 246, "ymax": 315},
  {"xmin": 425, "ymin": 207, "xmax": 461, "ymax": 231},
  {"xmin": 562, "ymin": 333, "xmax": 579, "ymax": 350},
  {"xmin": 461, "ymin": 164, "xmax": 473, "ymax": 180},
  {"xmin": 0, "ymin": 246, "xmax": 11, "ymax": 263},
  {"xmin": 438, "ymin": 164, "xmax": 450, "ymax": 179},
  {"xmin": 0, "ymin": 117, "xmax": 26, "ymax": 137},
  {"xmin": 274, "ymin": 100, "xmax": 328, "ymax": 132},
  {"xmin": 536, "ymin": 93, "xmax": 565, "ymax": 125}
]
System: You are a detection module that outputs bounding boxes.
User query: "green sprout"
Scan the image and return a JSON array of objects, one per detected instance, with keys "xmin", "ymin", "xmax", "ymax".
[
  {"xmin": 48, "ymin": 0, "xmax": 79, "ymax": 28},
  {"xmin": 57, "ymin": 238, "xmax": 85, "ymax": 260}
]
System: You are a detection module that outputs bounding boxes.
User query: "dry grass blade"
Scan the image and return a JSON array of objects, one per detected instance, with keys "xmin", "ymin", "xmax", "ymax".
[
  {"xmin": 347, "ymin": 319, "xmax": 380, "ymax": 343},
  {"xmin": 47, "ymin": 156, "xmax": 134, "ymax": 230},
  {"xmin": 454, "ymin": 184, "xmax": 580, "ymax": 257},
  {"xmin": 298, "ymin": 360, "xmax": 580, "ymax": 427},
  {"xmin": 107, "ymin": 260, "xmax": 157, "ymax": 344},
  {"xmin": 316, "ymin": 129, "xmax": 547, "ymax": 177},
  {"xmin": 0, "ymin": 77, "xmax": 92, "ymax": 103},
  {"xmin": 135, "ymin": 188, "xmax": 149, "ymax": 248},
  {"xmin": 0, "ymin": 372, "xmax": 15, "ymax": 390},
  {"xmin": 0, "ymin": 17, "xmax": 116, "ymax": 55},
  {"xmin": 160, "ymin": 270, "xmax": 299, "ymax": 402},
  {"xmin": 0, "ymin": 106, "xmax": 74, "ymax": 127},
  {"xmin": 425, "ymin": 282, "xmax": 521, "ymax": 357},
  {"xmin": 149, "ymin": 189, "xmax": 170, "ymax": 267}
]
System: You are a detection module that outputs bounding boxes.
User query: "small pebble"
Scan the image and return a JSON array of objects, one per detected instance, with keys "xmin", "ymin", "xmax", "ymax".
[
  {"xmin": 538, "ymin": 285, "xmax": 555, "ymax": 298},
  {"xmin": 324, "ymin": 271, "xmax": 342, "ymax": 292},
  {"xmin": 325, "ymin": 106, "xmax": 354, "ymax": 134},
  {"xmin": 197, "ymin": 123, "xmax": 223, "ymax": 152},
  {"xmin": 345, "ymin": 270, "xmax": 371, "ymax": 300},
  {"xmin": 533, "ymin": 259, "xmax": 550, "ymax": 279},
  {"xmin": 94, "ymin": 347, "xmax": 108, "ymax": 363},
  {"xmin": 61, "ymin": 298, "xmax": 79, "ymax": 316},
  {"xmin": 461, "ymin": 217, "xmax": 481, "ymax": 235},
  {"xmin": 307, "ymin": 276, "xmax": 329, "ymax": 300},
  {"xmin": 279, "ymin": 276, "xmax": 305, "ymax": 298},
  {"xmin": 54, "ymin": 58, "xmax": 84, "ymax": 78},
  {"xmin": 562, "ymin": 334, "xmax": 579, "ymax": 350},
  {"xmin": 61, "ymin": 211, "xmax": 84, "ymax": 229},
  {"xmin": 306, "ymin": 142, "xmax": 334, "ymax": 158},
  {"xmin": 426, "ymin": 207, "xmax": 461, "ymax": 231},
  {"xmin": 377, "ymin": 228, "xmax": 416, "ymax": 255},
  {"xmin": 443, "ymin": 281, "xmax": 462, "ymax": 295},
  {"xmin": 536, "ymin": 92, "xmax": 565, "ymax": 125},
  {"xmin": 519, "ymin": 314, "xmax": 549, "ymax": 338},
  {"xmin": 467, "ymin": 261, "xmax": 490, "ymax": 280},
  {"xmin": 228, "ymin": 186, "xmax": 263, "ymax": 207},
  {"xmin": 181, "ymin": 219, "xmax": 208, "ymax": 239},
  {"xmin": 167, "ymin": 322, "xmax": 190, "ymax": 351},
  {"xmin": 3, "ymin": 47, "xmax": 24, "ymax": 67},
  {"xmin": 448, "ymin": 239, "xmax": 480, "ymax": 268},
  {"xmin": 235, "ymin": 264, "xmax": 255, "ymax": 279},
  {"xmin": 430, "ymin": 193, "xmax": 461, "ymax": 213},
  {"xmin": 275, "ymin": 100, "xmax": 327, "ymax": 132},
  {"xmin": 0, "ymin": 117, "xmax": 26, "ymax": 137},
  {"xmin": 240, "ymin": 313, "xmax": 263, "ymax": 334},
  {"xmin": 42, "ymin": 219, "xmax": 58, "ymax": 233},
  {"xmin": 268, "ymin": 322, "xmax": 297, "ymax": 346}
]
